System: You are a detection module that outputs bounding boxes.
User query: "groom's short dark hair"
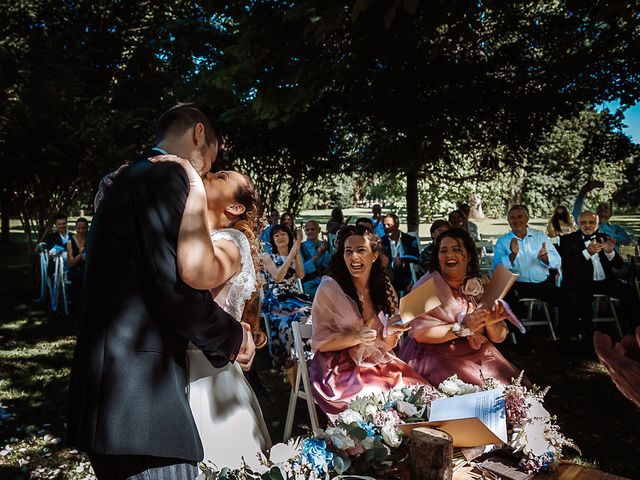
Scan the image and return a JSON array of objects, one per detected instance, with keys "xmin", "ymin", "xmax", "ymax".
[{"xmin": 156, "ymin": 103, "xmax": 221, "ymax": 146}]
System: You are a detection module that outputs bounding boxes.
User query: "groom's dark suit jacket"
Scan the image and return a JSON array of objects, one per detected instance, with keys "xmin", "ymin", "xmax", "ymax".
[{"xmin": 67, "ymin": 150, "xmax": 244, "ymax": 462}]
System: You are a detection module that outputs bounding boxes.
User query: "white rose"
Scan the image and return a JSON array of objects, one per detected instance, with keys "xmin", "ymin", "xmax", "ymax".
[
  {"xmin": 325, "ymin": 426, "xmax": 356, "ymax": 450},
  {"xmin": 269, "ymin": 442, "xmax": 298, "ymax": 464},
  {"xmin": 396, "ymin": 400, "xmax": 419, "ymax": 417},
  {"xmin": 389, "ymin": 389, "xmax": 405, "ymax": 401},
  {"xmin": 364, "ymin": 403, "xmax": 378, "ymax": 416},
  {"xmin": 381, "ymin": 425, "xmax": 402, "ymax": 448},
  {"xmin": 338, "ymin": 409, "xmax": 365, "ymax": 425},
  {"xmin": 439, "ymin": 378, "xmax": 462, "ymax": 396}
]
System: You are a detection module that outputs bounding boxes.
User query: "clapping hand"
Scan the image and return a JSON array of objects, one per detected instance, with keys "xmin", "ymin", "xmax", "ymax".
[
  {"xmin": 464, "ymin": 308, "xmax": 491, "ymax": 333},
  {"xmin": 386, "ymin": 315, "xmax": 412, "ymax": 335},
  {"xmin": 393, "ymin": 252, "xmax": 402, "ymax": 268},
  {"xmin": 357, "ymin": 326, "xmax": 378, "ymax": 345},
  {"xmin": 237, "ymin": 322, "xmax": 256, "ymax": 372},
  {"xmin": 291, "ymin": 239, "xmax": 301, "ymax": 255},
  {"xmin": 487, "ymin": 300, "xmax": 508, "ymax": 326},
  {"xmin": 509, "ymin": 237, "xmax": 519, "ymax": 257},
  {"xmin": 602, "ymin": 237, "xmax": 616, "ymax": 254},
  {"xmin": 537, "ymin": 242, "xmax": 549, "ymax": 264},
  {"xmin": 587, "ymin": 239, "xmax": 604, "ymax": 256}
]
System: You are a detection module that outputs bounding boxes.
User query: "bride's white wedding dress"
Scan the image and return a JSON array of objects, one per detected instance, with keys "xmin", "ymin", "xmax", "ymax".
[{"xmin": 187, "ymin": 228, "xmax": 272, "ymax": 469}]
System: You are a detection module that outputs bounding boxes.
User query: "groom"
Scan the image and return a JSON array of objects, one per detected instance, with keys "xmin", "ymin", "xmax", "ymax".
[{"xmin": 67, "ymin": 104, "xmax": 255, "ymax": 479}]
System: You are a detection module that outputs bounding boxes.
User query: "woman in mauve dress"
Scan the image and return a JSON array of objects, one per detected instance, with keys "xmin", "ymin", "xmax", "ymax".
[
  {"xmin": 399, "ymin": 228, "xmax": 527, "ymax": 387},
  {"xmin": 309, "ymin": 225, "xmax": 434, "ymax": 419}
]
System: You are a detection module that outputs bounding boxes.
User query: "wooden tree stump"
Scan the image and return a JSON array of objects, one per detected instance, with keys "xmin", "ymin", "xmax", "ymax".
[{"xmin": 410, "ymin": 427, "xmax": 453, "ymax": 480}]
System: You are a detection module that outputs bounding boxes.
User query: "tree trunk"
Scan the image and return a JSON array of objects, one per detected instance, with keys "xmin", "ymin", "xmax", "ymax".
[
  {"xmin": 1, "ymin": 193, "xmax": 9, "ymax": 243},
  {"xmin": 406, "ymin": 165, "xmax": 420, "ymax": 232},
  {"xmin": 410, "ymin": 427, "xmax": 453, "ymax": 480}
]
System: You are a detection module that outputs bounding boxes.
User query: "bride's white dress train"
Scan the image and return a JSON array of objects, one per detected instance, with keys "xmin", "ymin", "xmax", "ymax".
[{"xmin": 187, "ymin": 229, "xmax": 271, "ymax": 469}]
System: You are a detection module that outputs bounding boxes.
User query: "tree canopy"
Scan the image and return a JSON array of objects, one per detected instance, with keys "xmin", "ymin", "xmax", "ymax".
[{"xmin": 1, "ymin": 0, "xmax": 638, "ymax": 244}]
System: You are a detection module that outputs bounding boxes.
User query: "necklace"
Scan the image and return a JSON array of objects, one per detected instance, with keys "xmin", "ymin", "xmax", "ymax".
[{"xmin": 357, "ymin": 288, "xmax": 370, "ymax": 302}]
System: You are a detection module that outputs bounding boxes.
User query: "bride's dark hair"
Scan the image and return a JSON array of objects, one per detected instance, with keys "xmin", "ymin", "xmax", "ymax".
[
  {"xmin": 326, "ymin": 225, "xmax": 397, "ymax": 317},
  {"xmin": 229, "ymin": 173, "xmax": 267, "ymax": 349}
]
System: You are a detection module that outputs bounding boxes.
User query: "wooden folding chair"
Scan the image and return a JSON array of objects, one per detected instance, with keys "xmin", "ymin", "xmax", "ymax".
[{"xmin": 283, "ymin": 321, "xmax": 320, "ymax": 442}]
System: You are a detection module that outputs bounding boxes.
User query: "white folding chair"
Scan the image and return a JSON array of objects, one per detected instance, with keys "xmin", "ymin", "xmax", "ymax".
[
  {"xmin": 409, "ymin": 263, "xmax": 419, "ymax": 285},
  {"xmin": 593, "ymin": 294, "xmax": 623, "ymax": 338},
  {"xmin": 327, "ymin": 233, "xmax": 337, "ymax": 256},
  {"xmin": 519, "ymin": 298, "xmax": 557, "ymax": 341},
  {"xmin": 257, "ymin": 286, "xmax": 273, "ymax": 355},
  {"xmin": 476, "ymin": 240, "xmax": 494, "ymax": 277},
  {"xmin": 283, "ymin": 321, "xmax": 320, "ymax": 442}
]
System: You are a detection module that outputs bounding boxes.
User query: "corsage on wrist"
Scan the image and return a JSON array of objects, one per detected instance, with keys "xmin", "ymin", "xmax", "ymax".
[{"xmin": 450, "ymin": 322, "xmax": 472, "ymax": 338}]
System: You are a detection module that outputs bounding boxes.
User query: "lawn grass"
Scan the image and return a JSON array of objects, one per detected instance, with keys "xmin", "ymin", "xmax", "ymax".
[{"xmin": 1, "ymin": 216, "xmax": 639, "ymax": 479}]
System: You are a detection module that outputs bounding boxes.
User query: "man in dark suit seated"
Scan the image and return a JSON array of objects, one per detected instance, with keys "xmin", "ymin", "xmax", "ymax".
[
  {"xmin": 67, "ymin": 104, "xmax": 255, "ymax": 480},
  {"xmin": 44, "ymin": 212, "xmax": 73, "ymax": 275},
  {"xmin": 559, "ymin": 211, "xmax": 639, "ymax": 340},
  {"xmin": 380, "ymin": 213, "xmax": 419, "ymax": 296}
]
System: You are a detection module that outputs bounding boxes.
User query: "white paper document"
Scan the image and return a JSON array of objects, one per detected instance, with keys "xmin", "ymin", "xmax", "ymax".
[{"xmin": 429, "ymin": 388, "xmax": 508, "ymax": 444}]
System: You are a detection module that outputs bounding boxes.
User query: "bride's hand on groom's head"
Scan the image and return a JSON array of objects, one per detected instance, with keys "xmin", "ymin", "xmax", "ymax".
[
  {"xmin": 94, "ymin": 164, "xmax": 128, "ymax": 210},
  {"xmin": 237, "ymin": 322, "xmax": 256, "ymax": 371}
]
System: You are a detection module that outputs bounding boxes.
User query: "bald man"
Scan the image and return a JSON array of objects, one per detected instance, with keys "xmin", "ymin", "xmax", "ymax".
[{"xmin": 559, "ymin": 212, "xmax": 639, "ymax": 344}]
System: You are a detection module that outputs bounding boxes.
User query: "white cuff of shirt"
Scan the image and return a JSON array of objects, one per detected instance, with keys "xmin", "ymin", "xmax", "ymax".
[
  {"xmin": 583, "ymin": 249, "xmax": 594, "ymax": 261},
  {"xmin": 605, "ymin": 250, "xmax": 615, "ymax": 261}
]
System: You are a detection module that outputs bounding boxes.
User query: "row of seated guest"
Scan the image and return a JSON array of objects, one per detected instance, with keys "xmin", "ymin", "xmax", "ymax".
[
  {"xmin": 492, "ymin": 205, "xmax": 581, "ymax": 353},
  {"xmin": 308, "ymin": 226, "xmax": 528, "ymax": 418},
  {"xmin": 259, "ymin": 224, "xmax": 312, "ymax": 369},
  {"xmin": 558, "ymin": 211, "xmax": 639, "ymax": 339}
]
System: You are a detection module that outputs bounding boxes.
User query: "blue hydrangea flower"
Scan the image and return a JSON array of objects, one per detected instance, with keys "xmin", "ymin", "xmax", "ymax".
[
  {"xmin": 302, "ymin": 438, "xmax": 334, "ymax": 475},
  {"xmin": 358, "ymin": 422, "xmax": 377, "ymax": 437}
]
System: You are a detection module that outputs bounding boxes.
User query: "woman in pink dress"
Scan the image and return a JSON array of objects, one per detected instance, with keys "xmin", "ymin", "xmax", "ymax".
[
  {"xmin": 399, "ymin": 228, "xmax": 526, "ymax": 387},
  {"xmin": 309, "ymin": 225, "xmax": 433, "ymax": 418}
]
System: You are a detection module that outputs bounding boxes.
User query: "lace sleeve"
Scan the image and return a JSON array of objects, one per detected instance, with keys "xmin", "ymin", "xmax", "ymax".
[{"xmin": 210, "ymin": 228, "xmax": 258, "ymax": 320}]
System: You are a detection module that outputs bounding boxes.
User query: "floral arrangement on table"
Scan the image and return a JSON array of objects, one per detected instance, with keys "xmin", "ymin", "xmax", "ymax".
[
  {"xmin": 200, "ymin": 374, "xmax": 576, "ymax": 479},
  {"xmin": 437, "ymin": 373, "xmax": 579, "ymax": 474}
]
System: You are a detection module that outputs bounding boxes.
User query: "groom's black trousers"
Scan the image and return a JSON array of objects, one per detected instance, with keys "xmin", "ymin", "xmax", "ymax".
[{"xmin": 88, "ymin": 454, "xmax": 198, "ymax": 480}]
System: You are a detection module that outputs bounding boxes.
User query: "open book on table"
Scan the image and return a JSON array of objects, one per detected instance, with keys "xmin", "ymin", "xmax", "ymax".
[{"xmin": 399, "ymin": 388, "xmax": 508, "ymax": 448}]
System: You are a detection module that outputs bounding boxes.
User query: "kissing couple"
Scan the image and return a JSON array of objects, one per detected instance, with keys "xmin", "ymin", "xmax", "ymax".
[{"xmin": 68, "ymin": 103, "xmax": 272, "ymax": 479}]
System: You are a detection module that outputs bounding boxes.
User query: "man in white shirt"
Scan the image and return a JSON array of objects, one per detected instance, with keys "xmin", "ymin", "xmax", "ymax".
[
  {"xmin": 493, "ymin": 205, "xmax": 579, "ymax": 352},
  {"xmin": 559, "ymin": 211, "xmax": 639, "ymax": 340}
]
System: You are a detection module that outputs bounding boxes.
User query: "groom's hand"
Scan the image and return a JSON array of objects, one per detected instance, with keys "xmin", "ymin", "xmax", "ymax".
[{"xmin": 237, "ymin": 322, "xmax": 256, "ymax": 371}]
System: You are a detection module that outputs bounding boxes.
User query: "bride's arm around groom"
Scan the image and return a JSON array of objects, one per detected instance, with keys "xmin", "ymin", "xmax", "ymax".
[{"xmin": 67, "ymin": 104, "xmax": 252, "ymax": 480}]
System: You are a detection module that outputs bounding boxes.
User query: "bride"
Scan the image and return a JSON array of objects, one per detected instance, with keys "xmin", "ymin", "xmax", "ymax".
[{"xmin": 151, "ymin": 154, "xmax": 271, "ymax": 469}]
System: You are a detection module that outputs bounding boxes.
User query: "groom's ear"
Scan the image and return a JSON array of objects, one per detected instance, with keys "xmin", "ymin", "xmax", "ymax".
[
  {"xmin": 225, "ymin": 203, "xmax": 246, "ymax": 216},
  {"xmin": 193, "ymin": 123, "xmax": 206, "ymax": 147}
]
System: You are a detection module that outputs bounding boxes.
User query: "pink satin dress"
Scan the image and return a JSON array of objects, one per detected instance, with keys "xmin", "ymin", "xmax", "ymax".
[
  {"xmin": 308, "ymin": 277, "xmax": 431, "ymax": 418},
  {"xmin": 398, "ymin": 272, "xmax": 526, "ymax": 387}
]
